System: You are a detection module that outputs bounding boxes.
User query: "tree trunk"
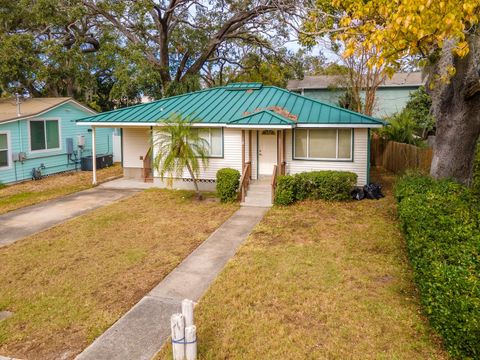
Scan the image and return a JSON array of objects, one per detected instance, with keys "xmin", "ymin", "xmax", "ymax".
[
  {"xmin": 428, "ymin": 34, "xmax": 480, "ymax": 186},
  {"xmin": 186, "ymin": 162, "xmax": 202, "ymax": 200}
]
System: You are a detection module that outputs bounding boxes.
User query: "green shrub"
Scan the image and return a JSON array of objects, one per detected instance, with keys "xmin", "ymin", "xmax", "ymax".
[
  {"xmin": 0, "ymin": 181, "xmax": 5, "ymax": 190},
  {"xmin": 216, "ymin": 168, "xmax": 240, "ymax": 203},
  {"xmin": 274, "ymin": 171, "xmax": 357, "ymax": 205},
  {"xmin": 395, "ymin": 174, "xmax": 480, "ymax": 358},
  {"xmin": 472, "ymin": 143, "xmax": 480, "ymax": 195},
  {"xmin": 274, "ymin": 175, "xmax": 297, "ymax": 205}
]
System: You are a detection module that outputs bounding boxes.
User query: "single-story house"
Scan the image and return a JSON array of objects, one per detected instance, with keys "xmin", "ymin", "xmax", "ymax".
[
  {"xmin": 287, "ymin": 72, "xmax": 424, "ymax": 118},
  {"xmin": 77, "ymin": 83, "xmax": 384, "ymax": 200},
  {"xmin": 0, "ymin": 97, "xmax": 116, "ymax": 184}
]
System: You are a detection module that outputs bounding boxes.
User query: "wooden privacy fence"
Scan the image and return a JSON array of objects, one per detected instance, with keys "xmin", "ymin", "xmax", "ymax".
[{"xmin": 371, "ymin": 137, "xmax": 433, "ymax": 174}]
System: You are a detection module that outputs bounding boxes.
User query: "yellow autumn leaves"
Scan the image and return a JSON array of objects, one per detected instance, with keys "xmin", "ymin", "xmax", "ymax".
[{"xmin": 309, "ymin": 0, "xmax": 480, "ymax": 67}]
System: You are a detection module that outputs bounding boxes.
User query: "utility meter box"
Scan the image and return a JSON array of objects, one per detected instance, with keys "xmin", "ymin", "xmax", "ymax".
[
  {"xmin": 66, "ymin": 138, "xmax": 74, "ymax": 155},
  {"xmin": 77, "ymin": 135, "xmax": 85, "ymax": 148}
]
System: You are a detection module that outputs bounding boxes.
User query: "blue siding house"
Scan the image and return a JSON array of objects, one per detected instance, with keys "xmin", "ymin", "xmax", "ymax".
[
  {"xmin": 287, "ymin": 72, "xmax": 424, "ymax": 118},
  {"xmin": 0, "ymin": 97, "xmax": 114, "ymax": 184}
]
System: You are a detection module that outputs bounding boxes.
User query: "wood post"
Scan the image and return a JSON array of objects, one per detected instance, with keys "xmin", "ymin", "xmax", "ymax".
[
  {"xmin": 241, "ymin": 130, "xmax": 245, "ymax": 173},
  {"xmin": 185, "ymin": 325, "xmax": 197, "ymax": 360},
  {"xmin": 171, "ymin": 313, "xmax": 185, "ymax": 360},
  {"xmin": 182, "ymin": 299, "xmax": 194, "ymax": 328}
]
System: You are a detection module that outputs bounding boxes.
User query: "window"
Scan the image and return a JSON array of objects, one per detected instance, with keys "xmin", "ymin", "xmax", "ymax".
[
  {"xmin": 30, "ymin": 120, "xmax": 60, "ymax": 151},
  {"xmin": 294, "ymin": 128, "xmax": 352, "ymax": 160},
  {"xmin": 0, "ymin": 133, "xmax": 9, "ymax": 168},
  {"xmin": 192, "ymin": 128, "xmax": 223, "ymax": 157}
]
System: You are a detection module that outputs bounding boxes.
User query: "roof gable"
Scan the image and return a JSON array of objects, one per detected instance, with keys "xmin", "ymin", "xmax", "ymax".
[
  {"xmin": 0, "ymin": 97, "xmax": 95, "ymax": 124},
  {"xmin": 77, "ymin": 84, "xmax": 384, "ymax": 127}
]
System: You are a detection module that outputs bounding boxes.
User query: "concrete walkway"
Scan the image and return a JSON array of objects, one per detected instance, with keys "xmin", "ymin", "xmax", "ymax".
[
  {"xmin": 0, "ymin": 187, "xmax": 138, "ymax": 247},
  {"xmin": 76, "ymin": 206, "xmax": 268, "ymax": 360}
]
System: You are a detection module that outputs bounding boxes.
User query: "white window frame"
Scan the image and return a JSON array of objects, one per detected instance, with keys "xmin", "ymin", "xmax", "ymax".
[
  {"xmin": 28, "ymin": 118, "xmax": 62, "ymax": 153},
  {"xmin": 0, "ymin": 131, "xmax": 12, "ymax": 170},
  {"xmin": 293, "ymin": 128, "xmax": 353, "ymax": 161},
  {"xmin": 194, "ymin": 127, "xmax": 224, "ymax": 158}
]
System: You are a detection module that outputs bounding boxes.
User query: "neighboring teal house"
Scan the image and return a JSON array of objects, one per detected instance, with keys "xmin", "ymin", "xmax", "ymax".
[
  {"xmin": 0, "ymin": 97, "xmax": 114, "ymax": 184},
  {"xmin": 287, "ymin": 72, "xmax": 424, "ymax": 118}
]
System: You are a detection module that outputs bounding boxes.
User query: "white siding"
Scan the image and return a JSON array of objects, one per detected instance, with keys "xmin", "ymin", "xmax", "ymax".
[
  {"xmin": 285, "ymin": 128, "xmax": 368, "ymax": 185},
  {"xmin": 179, "ymin": 128, "xmax": 243, "ymax": 179},
  {"xmin": 123, "ymin": 127, "xmax": 151, "ymax": 168}
]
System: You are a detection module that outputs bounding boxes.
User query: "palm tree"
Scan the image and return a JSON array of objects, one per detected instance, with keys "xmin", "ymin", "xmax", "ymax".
[{"xmin": 152, "ymin": 115, "xmax": 209, "ymax": 199}]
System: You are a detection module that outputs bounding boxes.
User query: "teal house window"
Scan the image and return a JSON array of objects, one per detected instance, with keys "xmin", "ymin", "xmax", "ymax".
[
  {"xmin": 0, "ymin": 133, "xmax": 9, "ymax": 168},
  {"xmin": 30, "ymin": 120, "xmax": 60, "ymax": 151}
]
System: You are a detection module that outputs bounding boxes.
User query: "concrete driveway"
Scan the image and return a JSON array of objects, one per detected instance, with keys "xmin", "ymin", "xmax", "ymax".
[{"xmin": 0, "ymin": 187, "xmax": 139, "ymax": 247}]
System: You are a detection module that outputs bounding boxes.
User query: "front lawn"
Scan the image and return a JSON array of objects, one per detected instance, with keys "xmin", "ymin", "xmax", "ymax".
[
  {"xmin": 157, "ymin": 168, "xmax": 448, "ymax": 359},
  {"xmin": 0, "ymin": 165, "xmax": 122, "ymax": 215},
  {"xmin": 0, "ymin": 189, "xmax": 238, "ymax": 360}
]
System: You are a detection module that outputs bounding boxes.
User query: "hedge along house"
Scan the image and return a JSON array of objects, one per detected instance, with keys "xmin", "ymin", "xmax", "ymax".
[
  {"xmin": 77, "ymin": 83, "xmax": 384, "ymax": 203},
  {"xmin": 0, "ymin": 97, "xmax": 115, "ymax": 184},
  {"xmin": 287, "ymin": 72, "xmax": 424, "ymax": 118}
]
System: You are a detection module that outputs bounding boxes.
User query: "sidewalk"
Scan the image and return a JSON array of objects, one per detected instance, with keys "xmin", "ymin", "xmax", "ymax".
[
  {"xmin": 0, "ymin": 187, "xmax": 138, "ymax": 247},
  {"xmin": 76, "ymin": 206, "xmax": 268, "ymax": 360}
]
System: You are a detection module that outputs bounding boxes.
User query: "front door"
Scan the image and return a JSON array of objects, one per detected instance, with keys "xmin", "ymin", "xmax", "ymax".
[{"xmin": 258, "ymin": 130, "xmax": 277, "ymax": 176}]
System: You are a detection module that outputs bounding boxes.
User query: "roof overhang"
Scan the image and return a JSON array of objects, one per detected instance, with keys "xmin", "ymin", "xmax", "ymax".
[
  {"xmin": 296, "ymin": 123, "xmax": 384, "ymax": 128},
  {"xmin": 78, "ymin": 121, "xmax": 383, "ymax": 129},
  {"xmin": 226, "ymin": 124, "xmax": 294, "ymax": 129}
]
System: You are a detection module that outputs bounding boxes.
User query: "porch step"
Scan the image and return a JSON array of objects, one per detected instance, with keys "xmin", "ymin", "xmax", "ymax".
[{"xmin": 241, "ymin": 181, "xmax": 273, "ymax": 208}]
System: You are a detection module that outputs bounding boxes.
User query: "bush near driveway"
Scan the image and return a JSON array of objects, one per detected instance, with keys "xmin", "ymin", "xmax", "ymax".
[
  {"xmin": 216, "ymin": 168, "xmax": 240, "ymax": 203},
  {"xmin": 275, "ymin": 170, "xmax": 357, "ymax": 205},
  {"xmin": 395, "ymin": 173, "xmax": 480, "ymax": 359}
]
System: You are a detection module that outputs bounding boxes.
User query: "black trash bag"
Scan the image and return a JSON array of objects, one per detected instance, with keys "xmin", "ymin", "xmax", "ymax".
[
  {"xmin": 351, "ymin": 187, "xmax": 365, "ymax": 200},
  {"xmin": 363, "ymin": 183, "xmax": 385, "ymax": 200}
]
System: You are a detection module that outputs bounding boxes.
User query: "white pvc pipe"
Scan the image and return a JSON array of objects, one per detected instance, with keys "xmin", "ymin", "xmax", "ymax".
[
  {"xmin": 182, "ymin": 299, "xmax": 194, "ymax": 327},
  {"xmin": 171, "ymin": 313, "xmax": 185, "ymax": 360},
  {"xmin": 185, "ymin": 325, "xmax": 197, "ymax": 360}
]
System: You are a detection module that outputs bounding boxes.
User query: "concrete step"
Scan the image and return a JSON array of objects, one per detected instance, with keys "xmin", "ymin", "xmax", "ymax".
[
  {"xmin": 248, "ymin": 184, "xmax": 271, "ymax": 191},
  {"xmin": 241, "ymin": 201, "xmax": 272, "ymax": 208},
  {"xmin": 247, "ymin": 189, "xmax": 272, "ymax": 196}
]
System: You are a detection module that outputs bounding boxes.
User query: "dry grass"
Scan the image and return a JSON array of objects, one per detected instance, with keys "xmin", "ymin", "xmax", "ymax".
[
  {"xmin": 0, "ymin": 165, "xmax": 122, "ymax": 215},
  {"xmin": 157, "ymin": 167, "xmax": 448, "ymax": 360},
  {"xmin": 0, "ymin": 189, "xmax": 238, "ymax": 360}
]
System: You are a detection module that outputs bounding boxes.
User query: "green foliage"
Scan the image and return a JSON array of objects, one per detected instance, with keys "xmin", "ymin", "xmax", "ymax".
[
  {"xmin": 403, "ymin": 87, "xmax": 435, "ymax": 138},
  {"xmin": 274, "ymin": 175, "xmax": 297, "ymax": 205},
  {"xmin": 379, "ymin": 111, "xmax": 425, "ymax": 146},
  {"xmin": 275, "ymin": 171, "xmax": 357, "ymax": 205},
  {"xmin": 152, "ymin": 115, "xmax": 209, "ymax": 198},
  {"xmin": 0, "ymin": 181, "xmax": 5, "ymax": 190},
  {"xmin": 338, "ymin": 88, "xmax": 363, "ymax": 112},
  {"xmin": 395, "ymin": 174, "xmax": 480, "ymax": 359},
  {"xmin": 472, "ymin": 144, "xmax": 480, "ymax": 194},
  {"xmin": 216, "ymin": 168, "xmax": 240, "ymax": 203},
  {"xmin": 379, "ymin": 87, "xmax": 435, "ymax": 145}
]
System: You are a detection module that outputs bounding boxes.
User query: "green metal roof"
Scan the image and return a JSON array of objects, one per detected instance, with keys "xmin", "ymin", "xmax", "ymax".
[
  {"xmin": 228, "ymin": 110, "xmax": 295, "ymax": 126},
  {"xmin": 77, "ymin": 83, "xmax": 385, "ymax": 127}
]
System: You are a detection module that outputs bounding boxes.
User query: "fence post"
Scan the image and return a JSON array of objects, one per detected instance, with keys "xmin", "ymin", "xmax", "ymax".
[
  {"xmin": 171, "ymin": 313, "xmax": 185, "ymax": 360},
  {"xmin": 182, "ymin": 299, "xmax": 194, "ymax": 327},
  {"xmin": 185, "ymin": 325, "xmax": 197, "ymax": 360}
]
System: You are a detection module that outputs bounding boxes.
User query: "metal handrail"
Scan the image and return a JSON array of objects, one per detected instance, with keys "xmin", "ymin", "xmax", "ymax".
[{"xmin": 238, "ymin": 162, "xmax": 251, "ymax": 202}]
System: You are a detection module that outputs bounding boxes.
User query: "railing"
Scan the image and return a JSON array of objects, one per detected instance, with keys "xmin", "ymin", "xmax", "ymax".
[
  {"xmin": 280, "ymin": 161, "xmax": 286, "ymax": 175},
  {"xmin": 238, "ymin": 162, "xmax": 251, "ymax": 202},
  {"xmin": 271, "ymin": 164, "xmax": 278, "ymax": 203},
  {"xmin": 143, "ymin": 147, "xmax": 153, "ymax": 182}
]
